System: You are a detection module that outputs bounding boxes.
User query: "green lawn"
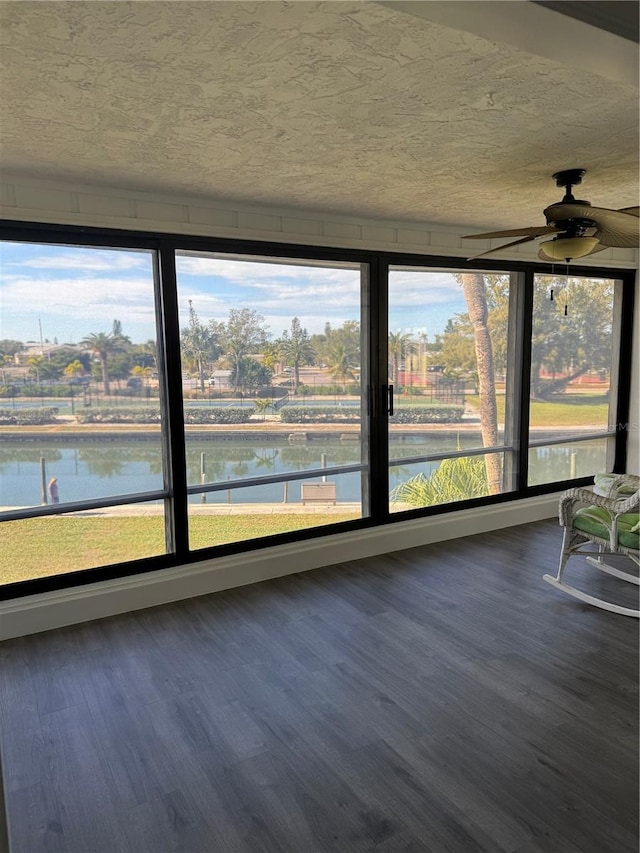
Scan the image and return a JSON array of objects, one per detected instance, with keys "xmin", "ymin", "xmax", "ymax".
[
  {"xmin": 467, "ymin": 394, "xmax": 609, "ymax": 427},
  {"xmin": 0, "ymin": 512, "xmax": 359, "ymax": 585}
]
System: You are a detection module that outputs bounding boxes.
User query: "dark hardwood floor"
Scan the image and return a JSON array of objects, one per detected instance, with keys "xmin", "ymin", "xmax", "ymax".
[{"xmin": 0, "ymin": 518, "xmax": 638, "ymax": 853}]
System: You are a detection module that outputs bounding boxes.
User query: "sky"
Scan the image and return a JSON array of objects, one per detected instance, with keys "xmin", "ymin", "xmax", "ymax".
[{"xmin": 0, "ymin": 241, "xmax": 467, "ymax": 346}]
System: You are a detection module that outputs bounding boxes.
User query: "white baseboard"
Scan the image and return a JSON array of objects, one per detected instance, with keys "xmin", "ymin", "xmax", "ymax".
[{"xmin": 0, "ymin": 494, "xmax": 559, "ymax": 640}]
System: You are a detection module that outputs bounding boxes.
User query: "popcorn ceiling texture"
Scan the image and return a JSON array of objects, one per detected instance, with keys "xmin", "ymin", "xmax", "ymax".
[{"xmin": 1, "ymin": 1, "xmax": 638, "ymax": 235}]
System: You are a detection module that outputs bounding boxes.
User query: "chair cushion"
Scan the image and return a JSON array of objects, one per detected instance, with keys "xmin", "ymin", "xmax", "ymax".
[
  {"xmin": 574, "ymin": 506, "xmax": 640, "ymax": 551},
  {"xmin": 594, "ymin": 473, "xmax": 639, "ymax": 498}
]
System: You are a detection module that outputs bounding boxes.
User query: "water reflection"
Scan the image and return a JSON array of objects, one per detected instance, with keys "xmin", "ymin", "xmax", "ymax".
[{"xmin": 0, "ymin": 436, "xmax": 609, "ymax": 508}]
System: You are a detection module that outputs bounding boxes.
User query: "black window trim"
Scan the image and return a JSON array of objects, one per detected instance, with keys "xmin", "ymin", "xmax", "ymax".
[{"xmin": 0, "ymin": 218, "xmax": 635, "ymax": 601}]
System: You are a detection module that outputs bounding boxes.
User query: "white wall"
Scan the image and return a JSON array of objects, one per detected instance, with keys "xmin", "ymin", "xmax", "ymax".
[{"xmin": 0, "ymin": 175, "xmax": 636, "ymax": 639}]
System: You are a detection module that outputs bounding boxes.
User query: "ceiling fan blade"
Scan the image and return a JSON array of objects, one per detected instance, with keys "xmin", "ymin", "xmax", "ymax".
[
  {"xmin": 538, "ymin": 241, "xmax": 609, "ymax": 262},
  {"xmin": 594, "ymin": 227, "xmax": 639, "ymax": 249},
  {"xmin": 467, "ymin": 235, "xmax": 537, "ymax": 260},
  {"xmin": 593, "ymin": 208, "xmax": 640, "ymax": 247},
  {"xmin": 619, "ymin": 207, "xmax": 639, "ymax": 217},
  {"xmin": 545, "ymin": 203, "xmax": 639, "ymax": 247},
  {"xmin": 463, "ymin": 225, "xmax": 558, "ymax": 239}
]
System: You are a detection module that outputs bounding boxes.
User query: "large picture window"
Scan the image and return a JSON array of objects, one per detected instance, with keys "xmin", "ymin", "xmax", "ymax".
[
  {"xmin": 0, "ymin": 224, "xmax": 634, "ymax": 597},
  {"xmin": 528, "ymin": 274, "xmax": 619, "ymax": 486},
  {"xmin": 174, "ymin": 251, "xmax": 370, "ymax": 549},
  {"xmin": 0, "ymin": 240, "xmax": 170, "ymax": 586}
]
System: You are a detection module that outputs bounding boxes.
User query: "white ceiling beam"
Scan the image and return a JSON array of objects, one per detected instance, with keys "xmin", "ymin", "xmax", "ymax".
[{"xmin": 377, "ymin": 1, "xmax": 639, "ymax": 88}]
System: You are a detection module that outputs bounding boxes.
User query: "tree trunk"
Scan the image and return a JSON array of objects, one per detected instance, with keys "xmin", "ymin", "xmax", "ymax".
[
  {"xmin": 100, "ymin": 354, "xmax": 110, "ymax": 395},
  {"xmin": 460, "ymin": 274, "xmax": 501, "ymax": 494},
  {"xmin": 198, "ymin": 357, "xmax": 205, "ymax": 392}
]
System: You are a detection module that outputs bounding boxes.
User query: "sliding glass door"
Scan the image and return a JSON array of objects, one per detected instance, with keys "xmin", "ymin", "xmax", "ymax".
[
  {"xmin": 175, "ymin": 251, "xmax": 371, "ymax": 549},
  {"xmin": 387, "ymin": 267, "xmax": 519, "ymax": 512}
]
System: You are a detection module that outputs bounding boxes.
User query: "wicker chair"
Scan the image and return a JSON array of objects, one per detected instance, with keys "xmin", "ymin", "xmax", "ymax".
[{"xmin": 543, "ymin": 474, "xmax": 640, "ymax": 618}]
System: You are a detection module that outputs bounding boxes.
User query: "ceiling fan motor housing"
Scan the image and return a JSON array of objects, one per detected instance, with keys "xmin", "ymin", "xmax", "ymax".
[{"xmin": 552, "ymin": 168, "xmax": 589, "ymax": 201}]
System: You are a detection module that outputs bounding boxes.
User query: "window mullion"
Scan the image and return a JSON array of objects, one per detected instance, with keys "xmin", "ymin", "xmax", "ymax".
[{"xmin": 156, "ymin": 244, "xmax": 189, "ymax": 559}]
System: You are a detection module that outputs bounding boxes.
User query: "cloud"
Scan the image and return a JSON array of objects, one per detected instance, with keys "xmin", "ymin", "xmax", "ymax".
[
  {"xmin": 2, "ymin": 249, "xmax": 149, "ymax": 273},
  {"xmin": 0, "ymin": 274, "xmax": 157, "ymax": 329}
]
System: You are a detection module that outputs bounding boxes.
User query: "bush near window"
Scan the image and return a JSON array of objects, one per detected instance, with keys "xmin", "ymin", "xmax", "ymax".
[
  {"xmin": 391, "ymin": 455, "xmax": 489, "ymax": 506},
  {"xmin": 0, "ymin": 407, "xmax": 59, "ymax": 425}
]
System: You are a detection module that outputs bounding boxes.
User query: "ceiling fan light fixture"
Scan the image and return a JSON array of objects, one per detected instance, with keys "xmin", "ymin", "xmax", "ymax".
[{"xmin": 538, "ymin": 235, "xmax": 600, "ymax": 261}]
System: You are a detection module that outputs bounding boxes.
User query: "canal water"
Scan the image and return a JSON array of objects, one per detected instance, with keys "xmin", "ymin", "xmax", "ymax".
[{"xmin": 0, "ymin": 434, "xmax": 606, "ymax": 508}]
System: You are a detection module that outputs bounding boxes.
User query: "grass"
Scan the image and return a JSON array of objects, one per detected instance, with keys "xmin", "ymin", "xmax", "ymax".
[
  {"xmin": 0, "ymin": 512, "xmax": 359, "ymax": 585},
  {"xmin": 466, "ymin": 394, "xmax": 610, "ymax": 427}
]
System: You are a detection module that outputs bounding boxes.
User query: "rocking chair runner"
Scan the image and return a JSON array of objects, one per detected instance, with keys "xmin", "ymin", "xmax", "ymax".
[{"xmin": 543, "ymin": 474, "xmax": 640, "ymax": 618}]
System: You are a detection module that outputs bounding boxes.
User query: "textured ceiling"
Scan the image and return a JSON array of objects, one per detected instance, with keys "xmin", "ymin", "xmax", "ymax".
[{"xmin": 0, "ymin": 1, "xmax": 638, "ymax": 231}]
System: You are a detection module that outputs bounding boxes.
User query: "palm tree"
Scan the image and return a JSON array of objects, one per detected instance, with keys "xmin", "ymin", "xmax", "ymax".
[
  {"xmin": 326, "ymin": 341, "xmax": 356, "ymax": 392},
  {"xmin": 253, "ymin": 397, "xmax": 272, "ymax": 422},
  {"xmin": 279, "ymin": 317, "xmax": 314, "ymax": 393},
  {"xmin": 0, "ymin": 354, "xmax": 12, "ymax": 384},
  {"xmin": 80, "ymin": 332, "xmax": 120, "ymax": 394},
  {"xmin": 388, "ymin": 331, "xmax": 414, "ymax": 388},
  {"xmin": 459, "ymin": 273, "xmax": 501, "ymax": 494},
  {"xmin": 181, "ymin": 302, "xmax": 221, "ymax": 392},
  {"xmin": 63, "ymin": 359, "xmax": 85, "ymax": 380},
  {"xmin": 27, "ymin": 355, "xmax": 44, "ymax": 384}
]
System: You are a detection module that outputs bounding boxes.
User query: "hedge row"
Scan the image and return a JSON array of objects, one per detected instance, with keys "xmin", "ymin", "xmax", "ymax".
[
  {"xmin": 184, "ymin": 408, "xmax": 252, "ymax": 425},
  {"xmin": 281, "ymin": 405, "xmax": 465, "ymax": 424},
  {"xmin": 389, "ymin": 405, "xmax": 465, "ymax": 423},
  {"xmin": 0, "ymin": 407, "xmax": 60, "ymax": 425},
  {"xmin": 75, "ymin": 408, "xmax": 162, "ymax": 424},
  {"xmin": 280, "ymin": 407, "xmax": 361, "ymax": 423},
  {"xmin": 0, "ymin": 384, "xmax": 76, "ymax": 398},
  {"xmin": 75, "ymin": 407, "xmax": 253, "ymax": 425},
  {"xmin": 297, "ymin": 384, "xmax": 360, "ymax": 396}
]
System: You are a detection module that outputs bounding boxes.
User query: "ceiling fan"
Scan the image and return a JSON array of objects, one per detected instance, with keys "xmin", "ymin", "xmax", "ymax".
[{"xmin": 462, "ymin": 169, "xmax": 639, "ymax": 262}]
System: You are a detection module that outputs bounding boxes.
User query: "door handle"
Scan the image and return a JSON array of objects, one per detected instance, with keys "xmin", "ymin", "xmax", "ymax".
[{"xmin": 388, "ymin": 384, "xmax": 394, "ymax": 416}]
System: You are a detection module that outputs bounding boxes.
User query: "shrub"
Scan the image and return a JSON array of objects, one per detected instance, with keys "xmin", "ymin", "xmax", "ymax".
[
  {"xmin": 391, "ymin": 455, "xmax": 489, "ymax": 507},
  {"xmin": 0, "ymin": 407, "xmax": 59, "ymax": 425},
  {"xmin": 73, "ymin": 406, "xmax": 253, "ymax": 425},
  {"xmin": 389, "ymin": 405, "xmax": 464, "ymax": 424},
  {"xmin": 280, "ymin": 406, "xmax": 360, "ymax": 424},
  {"xmin": 18, "ymin": 384, "xmax": 72, "ymax": 398},
  {"xmin": 296, "ymin": 384, "xmax": 348, "ymax": 396},
  {"xmin": 184, "ymin": 408, "xmax": 252, "ymax": 425},
  {"xmin": 111, "ymin": 387, "xmax": 159, "ymax": 398},
  {"xmin": 75, "ymin": 408, "xmax": 162, "ymax": 424}
]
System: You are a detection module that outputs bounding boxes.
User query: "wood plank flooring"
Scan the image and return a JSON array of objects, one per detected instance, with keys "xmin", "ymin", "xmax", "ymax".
[{"xmin": 0, "ymin": 519, "xmax": 638, "ymax": 853}]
